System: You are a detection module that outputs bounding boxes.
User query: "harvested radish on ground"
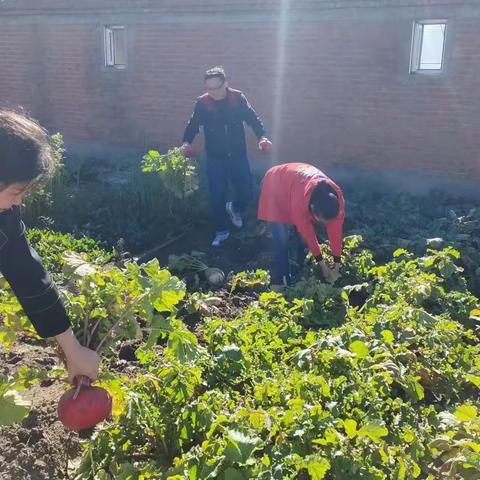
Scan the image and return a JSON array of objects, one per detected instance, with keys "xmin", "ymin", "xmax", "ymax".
[
  {"xmin": 168, "ymin": 253, "xmax": 225, "ymax": 287},
  {"xmin": 58, "ymin": 380, "xmax": 112, "ymax": 432},
  {"xmin": 204, "ymin": 267, "xmax": 225, "ymax": 287}
]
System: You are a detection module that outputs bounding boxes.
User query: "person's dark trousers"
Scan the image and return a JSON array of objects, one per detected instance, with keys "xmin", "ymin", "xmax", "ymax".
[
  {"xmin": 290, "ymin": 230, "xmax": 307, "ymax": 276},
  {"xmin": 206, "ymin": 157, "xmax": 252, "ymax": 232},
  {"xmin": 229, "ymin": 157, "xmax": 252, "ymax": 215},
  {"xmin": 270, "ymin": 223, "xmax": 290, "ymax": 285},
  {"xmin": 270, "ymin": 223, "xmax": 307, "ymax": 285}
]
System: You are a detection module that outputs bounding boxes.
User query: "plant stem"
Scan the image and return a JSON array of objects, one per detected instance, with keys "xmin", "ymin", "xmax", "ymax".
[
  {"xmin": 72, "ymin": 377, "xmax": 85, "ymax": 400},
  {"xmin": 95, "ymin": 292, "xmax": 149, "ymax": 353},
  {"xmin": 86, "ymin": 316, "xmax": 104, "ymax": 349},
  {"xmin": 82, "ymin": 316, "xmax": 89, "ymax": 346}
]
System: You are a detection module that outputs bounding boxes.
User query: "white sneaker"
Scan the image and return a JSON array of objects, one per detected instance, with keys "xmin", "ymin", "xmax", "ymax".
[
  {"xmin": 226, "ymin": 202, "xmax": 243, "ymax": 228},
  {"xmin": 211, "ymin": 230, "xmax": 230, "ymax": 247}
]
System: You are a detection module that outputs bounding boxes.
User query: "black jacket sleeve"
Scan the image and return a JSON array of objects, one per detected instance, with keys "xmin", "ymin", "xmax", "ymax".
[
  {"xmin": 240, "ymin": 94, "xmax": 267, "ymax": 139},
  {"xmin": 182, "ymin": 100, "xmax": 202, "ymax": 144},
  {"xmin": 0, "ymin": 208, "xmax": 70, "ymax": 338}
]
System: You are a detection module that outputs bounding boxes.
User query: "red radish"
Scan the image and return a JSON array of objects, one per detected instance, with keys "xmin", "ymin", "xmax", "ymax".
[
  {"xmin": 183, "ymin": 144, "xmax": 199, "ymax": 158},
  {"xmin": 259, "ymin": 139, "xmax": 272, "ymax": 154},
  {"xmin": 58, "ymin": 378, "xmax": 112, "ymax": 432}
]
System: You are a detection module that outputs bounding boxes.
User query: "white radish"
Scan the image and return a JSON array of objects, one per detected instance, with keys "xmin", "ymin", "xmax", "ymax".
[{"xmin": 204, "ymin": 268, "xmax": 225, "ymax": 287}]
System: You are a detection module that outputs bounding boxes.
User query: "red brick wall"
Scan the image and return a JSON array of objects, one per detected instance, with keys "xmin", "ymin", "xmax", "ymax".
[
  {"xmin": 0, "ymin": 0, "xmax": 479, "ymax": 182},
  {"xmin": 0, "ymin": 0, "xmax": 474, "ymax": 14}
]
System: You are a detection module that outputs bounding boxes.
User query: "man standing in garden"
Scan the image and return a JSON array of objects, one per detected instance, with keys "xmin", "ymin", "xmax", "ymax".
[
  {"xmin": 181, "ymin": 66, "xmax": 272, "ymax": 247},
  {"xmin": 258, "ymin": 162, "xmax": 345, "ymax": 285}
]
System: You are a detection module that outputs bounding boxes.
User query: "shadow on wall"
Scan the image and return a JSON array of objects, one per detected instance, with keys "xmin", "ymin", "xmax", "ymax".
[{"xmin": 65, "ymin": 140, "xmax": 480, "ymax": 202}]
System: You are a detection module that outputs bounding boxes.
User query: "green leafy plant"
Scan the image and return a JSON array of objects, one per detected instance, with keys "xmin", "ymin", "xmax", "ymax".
[
  {"xmin": 0, "ymin": 367, "xmax": 48, "ymax": 426},
  {"xmin": 142, "ymin": 148, "xmax": 199, "ymax": 218},
  {"xmin": 74, "ymin": 244, "xmax": 479, "ymax": 480},
  {"xmin": 229, "ymin": 269, "xmax": 271, "ymax": 293},
  {"xmin": 62, "ymin": 255, "xmax": 186, "ymax": 353},
  {"xmin": 27, "ymin": 228, "xmax": 114, "ymax": 275}
]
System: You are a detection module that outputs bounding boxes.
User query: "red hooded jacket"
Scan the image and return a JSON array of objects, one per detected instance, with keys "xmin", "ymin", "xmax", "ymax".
[{"xmin": 258, "ymin": 163, "xmax": 345, "ymax": 259}]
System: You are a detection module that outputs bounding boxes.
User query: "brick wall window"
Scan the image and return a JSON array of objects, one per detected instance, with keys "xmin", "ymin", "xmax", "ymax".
[
  {"xmin": 104, "ymin": 25, "xmax": 126, "ymax": 68},
  {"xmin": 410, "ymin": 21, "xmax": 446, "ymax": 73}
]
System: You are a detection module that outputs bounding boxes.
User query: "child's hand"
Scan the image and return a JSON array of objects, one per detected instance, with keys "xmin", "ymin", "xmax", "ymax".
[
  {"xmin": 65, "ymin": 345, "xmax": 100, "ymax": 385},
  {"xmin": 55, "ymin": 328, "xmax": 100, "ymax": 384}
]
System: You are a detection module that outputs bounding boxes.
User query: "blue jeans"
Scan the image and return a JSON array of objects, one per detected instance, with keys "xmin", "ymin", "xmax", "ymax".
[
  {"xmin": 206, "ymin": 157, "xmax": 252, "ymax": 232},
  {"xmin": 270, "ymin": 223, "xmax": 307, "ymax": 284}
]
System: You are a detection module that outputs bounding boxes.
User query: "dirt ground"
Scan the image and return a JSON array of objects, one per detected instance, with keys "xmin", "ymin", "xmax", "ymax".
[
  {"xmin": 0, "ymin": 339, "xmax": 83, "ymax": 480},
  {"xmin": 137, "ymin": 216, "xmax": 274, "ymax": 274}
]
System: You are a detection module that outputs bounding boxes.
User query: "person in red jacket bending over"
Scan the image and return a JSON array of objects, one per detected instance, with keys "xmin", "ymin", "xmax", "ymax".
[{"xmin": 258, "ymin": 163, "xmax": 345, "ymax": 285}]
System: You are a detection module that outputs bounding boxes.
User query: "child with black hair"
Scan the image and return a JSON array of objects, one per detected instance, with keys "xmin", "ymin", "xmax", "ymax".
[
  {"xmin": 258, "ymin": 162, "xmax": 345, "ymax": 285},
  {"xmin": 0, "ymin": 110, "xmax": 99, "ymax": 384}
]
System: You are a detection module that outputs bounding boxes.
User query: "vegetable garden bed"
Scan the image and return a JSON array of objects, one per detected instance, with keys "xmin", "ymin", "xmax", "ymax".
[{"xmin": 1, "ymin": 191, "xmax": 479, "ymax": 480}]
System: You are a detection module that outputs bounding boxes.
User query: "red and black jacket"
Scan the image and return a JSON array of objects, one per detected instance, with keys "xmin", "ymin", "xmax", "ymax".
[
  {"xmin": 183, "ymin": 88, "xmax": 266, "ymax": 161},
  {"xmin": 0, "ymin": 207, "xmax": 70, "ymax": 338}
]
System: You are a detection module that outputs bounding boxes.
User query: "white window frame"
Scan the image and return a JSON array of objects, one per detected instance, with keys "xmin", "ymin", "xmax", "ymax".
[
  {"xmin": 104, "ymin": 25, "xmax": 126, "ymax": 69},
  {"xmin": 410, "ymin": 20, "xmax": 447, "ymax": 73}
]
